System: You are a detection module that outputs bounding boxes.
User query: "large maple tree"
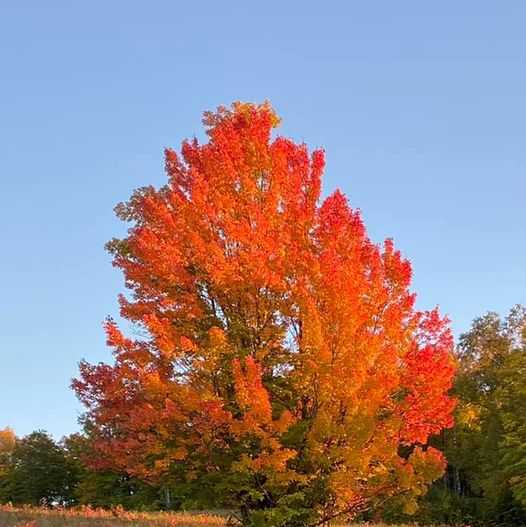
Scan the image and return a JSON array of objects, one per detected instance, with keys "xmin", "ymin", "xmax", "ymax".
[{"xmin": 73, "ymin": 102, "xmax": 456, "ymax": 526}]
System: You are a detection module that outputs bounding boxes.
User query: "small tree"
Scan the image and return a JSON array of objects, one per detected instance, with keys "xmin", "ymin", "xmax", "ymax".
[
  {"xmin": 0, "ymin": 427, "xmax": 16, "ymax": 500},
  {"xmin": 0, "ymin": 428, "xmax": 15, "ymax": 475},
  {"xmin": 74, "ymin": 102, "xmax": 456, "ymax": 526}
]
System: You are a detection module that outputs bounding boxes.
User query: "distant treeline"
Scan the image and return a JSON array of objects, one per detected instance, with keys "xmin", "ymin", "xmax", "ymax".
[{"xmin": 1, "ymin": 306, "xmax": 526, "ymax": 526}]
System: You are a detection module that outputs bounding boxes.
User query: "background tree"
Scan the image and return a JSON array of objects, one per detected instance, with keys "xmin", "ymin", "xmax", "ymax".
[
  {"xmin": 0, "ymin": 428, "xmax": 15, "ymax": 473},
  {"xmin": 73, "ymin": 102, "xmax": 456, "ymax": 527},
  {"xmin": 0, "ymin": 431, "xmax": 75, "ymax": 505},
  {"xmin": 414, "ymin": 306, "xmax": 526, "ymax": 526},
  {"xmin": 0, "ymin": 428, "xmax": 16, "ymax": 499},
  {"xmin": 497, "ymin": 310, "xmax": 526, "ymax": 510}
]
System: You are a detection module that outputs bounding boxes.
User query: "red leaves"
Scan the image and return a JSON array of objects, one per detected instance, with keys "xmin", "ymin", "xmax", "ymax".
[
  {"xmin": 399, "ymin": 310, "xmax": 457, "ymax": 444},
  {"xmin": 73, "ymin": 102, "xmax": 456, "ymax": 516}
]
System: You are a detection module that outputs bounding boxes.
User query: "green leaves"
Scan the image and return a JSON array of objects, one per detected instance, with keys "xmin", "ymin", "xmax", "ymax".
[
  {"xmin": 498, "ymin": 348, "xmax": 526, "ymax": 507},
  {"xmin": 413, "ymin": 306, "xmax": 526, "ymax": 526},
  {"xmin": 0, "ymin": 431, "xmax": 75, "ymax": 506}
]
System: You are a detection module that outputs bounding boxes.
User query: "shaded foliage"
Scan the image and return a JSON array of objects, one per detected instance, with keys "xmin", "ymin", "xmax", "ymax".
[{"xmin": 0, "ymin": 431, "xmax": 74, "ymax": 505}]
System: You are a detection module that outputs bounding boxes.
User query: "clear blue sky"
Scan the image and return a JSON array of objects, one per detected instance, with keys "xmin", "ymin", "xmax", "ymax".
[{"xmin": 1, "ymin": 2, "xmax": 525, "ymax": 440}]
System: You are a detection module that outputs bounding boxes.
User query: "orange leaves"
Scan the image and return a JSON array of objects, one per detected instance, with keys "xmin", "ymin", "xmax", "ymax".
[
  {"xmin": 73, "ymin": 101, "xmax": 456, "ymax": 521},
  {"xmin": 233, "ymin": 356, "xmax": 272, "ymax": 427},
  {"xmin": 0, "ymin": 428, "xmax": 15, "ymax": 453},
  {"xmin": 231, "ymin": 354, "xmax": 295, "ymax": 439},
  {"xmin": 103, "ymin": 318, "xmax": 129, "ymax": 350},
  {"xmin": 179, "ymin": 335, "xmax": 196, "ymax": 352},
  {"xmin": 0, "ymin": 427, "xmax": 15, "ymax": 478}
]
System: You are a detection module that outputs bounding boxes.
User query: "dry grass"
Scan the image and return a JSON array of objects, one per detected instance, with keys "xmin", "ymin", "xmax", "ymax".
[
  {"xmin": 0, "ymin": 504, "xmax": 226, "ymax": 527},
  {"xmin": 0, "ymin": 505, "xmax": 433, "ymax": 527}
]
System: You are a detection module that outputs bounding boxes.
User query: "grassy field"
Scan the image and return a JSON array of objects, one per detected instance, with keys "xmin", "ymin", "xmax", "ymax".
[
  {"xmin": 0, "ymin": 505, "xmax": 429, "ymax": 527},
  {"xmin": 0, "ymin": 505, "xmax": 227, "ymax": 527}
]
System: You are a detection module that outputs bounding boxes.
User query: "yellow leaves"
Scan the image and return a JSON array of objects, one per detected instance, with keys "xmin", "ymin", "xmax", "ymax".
[
  {"xmin": 404, "ymin": 446, "xmax": 446, "ymax": 494},
  {"xmin": 308, "ymin": 410, "xmax": 376, "ymax": 461},
  {"xmin": 199, "ymin": 326, "xmax": 230, "ymax": 373},
  {"xmin": 203, "ymin": 101, "xmax": 281, "ymax": 134},
  {"xmin": 0, "ymin": 427, "xmax": 15, "ymax": 478},
  {"xmin": 232, "ymin": 101, "xmax": 281, "ymax": 129},
  {"xmin": 328, "ymin": 470, "xmax": 360, "ymax": 507},
  {"xmin": 0, "ymin": 427, "xmax": 15, "ymax": 453},
  {"xmin": 402, "ymin": 497, "xmax": 419, "ymax": 515},
  {"xmin": 456, "ymin": 402, "xmax": 481, "ymax": 429},
  {"xmin": 233, "ymin": 446, "xmax": 297, "ymax": 480}
]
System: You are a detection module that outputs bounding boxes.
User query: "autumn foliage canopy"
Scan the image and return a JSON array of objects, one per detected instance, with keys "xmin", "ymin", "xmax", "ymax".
[{"xmin": 73, "ymin": 102, "xmax": 456, "ymax": 526}]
